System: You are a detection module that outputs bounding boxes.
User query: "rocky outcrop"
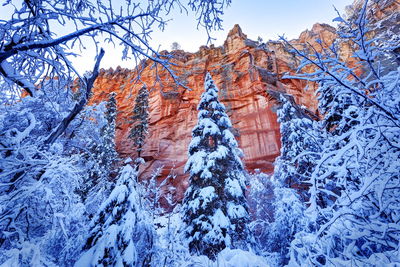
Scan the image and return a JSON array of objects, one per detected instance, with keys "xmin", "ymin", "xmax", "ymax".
[
  {"xmin": 90, "ymin": 0, "xmax": 399, "ymax": 201},
  {"xmin": 91, "ymin": 24, "xmax": 319, "ymax": 200}
]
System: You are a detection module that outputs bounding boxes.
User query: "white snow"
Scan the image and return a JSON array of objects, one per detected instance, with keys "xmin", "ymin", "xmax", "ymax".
[
  {"xmin": 187, "ymin": 186, "xmax": 217, "ymax": 211},
  {"xmin": 227, "ymin": 203, "xmax": 247, "ymax": 219},
  {"xmin": 211, "ymin": 209, "xmax": 230, "ymax": 230},
  {"xmin": 225, "ymin": 178, "xmax": 243, "ymax": 198},
  {"xmin": 200, "ymin": 168, "xmax": 213, "ymax": 179},
  {"xmin": 198, "ymin": 109, "xmax": 209, "ymax": 119},
  {"xmin": 185, "ymin": 150, "xmax": 207, "ymax": 174},
  {"xmin": 188, "ymin": 136, "xmax": 201, "ymax": 151},
  {"xmin": 199, "ymin": 186, "xmax": 216, "ymax": 200},
  {"xmin": 208, "ymin": 145, "xmax": 229, "ymax": 161},
  {"xmin": 1, "ymin": 60, "xmax": 37, "ymax": 97},
  {"xmin": 188, "ymin": 248, "xmax": 270, "ymax": 267},
  {"xmin": 210, "ymin": 101, "xmax": 226, "ymax": 111},
  {"xmin": 222, "ymin": 129, "xmax": 238, "ymax": 147},
  {"xmin": 218, "ymin": 116, "xmax": 232, "ymax": 128},
  {"xmin": 201, "ymin": 118, "xmax": 220, "ymax": 136}
]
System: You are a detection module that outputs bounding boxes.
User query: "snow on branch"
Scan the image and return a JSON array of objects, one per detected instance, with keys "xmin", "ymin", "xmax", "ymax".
[
  {"xmin": 0, "ymin": 0, "xmax": 231, "ymax": 97},
  {"xmin": 43, "ymin": 48, "xmax": 105, "ymax": 146}
]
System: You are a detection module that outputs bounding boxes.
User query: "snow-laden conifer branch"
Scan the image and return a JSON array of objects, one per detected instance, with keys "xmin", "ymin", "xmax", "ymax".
[{"xmin": 75, "ymin": 162, "xmax": 155, "ymax": 266}]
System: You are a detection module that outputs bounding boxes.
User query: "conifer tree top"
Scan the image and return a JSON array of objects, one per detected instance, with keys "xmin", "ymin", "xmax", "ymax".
[{"xmin": 185, "ymin": 72, "xmax": 242, "ymax": 180}]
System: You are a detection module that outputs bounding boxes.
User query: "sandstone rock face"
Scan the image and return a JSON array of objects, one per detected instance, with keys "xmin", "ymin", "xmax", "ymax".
[
  {"xmin": 90, "ymin": 0, "xmax": 399, "ymax": 201},
  {"xmin": 92, "ymin": 24, "xmax": 318, "ymax": 200}
]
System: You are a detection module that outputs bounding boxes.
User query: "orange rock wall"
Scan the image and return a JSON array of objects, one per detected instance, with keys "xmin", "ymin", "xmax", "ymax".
[
  {"xmin": 90, "ymin": 0, "xmax": 399, "ymax": 200},
  {"xmin": 92, "ymin": 25, "xmax": 311, "ymax": 199}
]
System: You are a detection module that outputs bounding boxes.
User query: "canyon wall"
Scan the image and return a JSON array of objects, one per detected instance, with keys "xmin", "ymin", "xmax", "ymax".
[
  {"xmin": 91, "ymin": 0, "xmax": 399, "ymax": 200},
  {"xmin": 91, "ymin": 24, "xmax": 321, "ymax": 199}
]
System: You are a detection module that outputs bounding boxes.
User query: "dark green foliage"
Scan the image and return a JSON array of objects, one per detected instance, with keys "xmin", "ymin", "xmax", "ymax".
[{"xmin": 129, "ymin": 86, "xmax": 149, "ymax": 157}]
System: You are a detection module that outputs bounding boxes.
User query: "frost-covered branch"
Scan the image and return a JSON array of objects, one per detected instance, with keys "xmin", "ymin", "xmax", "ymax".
[
  {"xmin": 285, "ymin": 2, "xmax": 400, "ymax": 265},
  {"xmin": 43, "ymin": 48, "xmax": 105, "ymax": 146},
  {"xmin": 0, "ymin": 0, "xmax": 231, "ymax": 97},
  {"xmin": 0, "ymin": 60, "xmax": 36, "ymax": 97},
  {"xmin": 280, "ymin": 38, "xmax": 399, "ymax": 126}
]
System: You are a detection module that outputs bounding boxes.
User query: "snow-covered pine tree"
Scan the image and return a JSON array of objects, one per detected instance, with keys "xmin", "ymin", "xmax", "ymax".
[
  {"xmin": 129, "ymin": 85, "xmax": 149, "ymax": 158},
  {"xmin": 77, "ymin": 93, "xmax": 118, "ymax": 200},
  {"xmin": 101, "ymin": 92, "xmax": 118, "ymax": 173},
  {"xmin": 182, "ymin": 73, "xmax": 252, "ymax": 259},
  {"xmin": 75, "ymin": 159, "xmax": 155, "ymax": 267},
  {"xmin": 253, "ymin": 93, "xmax": 317, "ymax": 265},
  {"xmin": 273, "ymin": 93, "xmax": 321, "ymax": 194},
  {"xmin": 90, "ymin": 92, "xmax": 118, "ymax": 181}
]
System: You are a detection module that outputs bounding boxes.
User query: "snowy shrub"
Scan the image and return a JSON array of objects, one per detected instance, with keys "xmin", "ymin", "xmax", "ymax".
[
  {"xmin": 248, "ymin": 171, "xmax": 306, "ymax": 266},
  {"xmin": 0, "ymin": 150, "xmax": 87, "ymax": 266},
  {"xmin": 247, "ymin": 172, "xmax": 275, "ymax": 246},
  {"xmin": 265, "ymin": 186, "xmax": 306, "ymax": 266},
  {"xmin": 141, "ymin": 165, "xmax": 178, "ymax": 220},
  {"xmin": 0, "ymin": 80, "xmax": 115, "ymax": 266},
  {"xmin": 155, "ymin": 207, "xmax": 268, "ymax": 267},
  {"xmin": 187, "ymin": 248, "xmax": 270, "ymax": 267},
  {"xmin": 0, "ymin": 85, "xmax": 88, "ymax": 265},
  {"xmin": 153, "ymin": 206, "xmax": 191, "ymax": 266}
]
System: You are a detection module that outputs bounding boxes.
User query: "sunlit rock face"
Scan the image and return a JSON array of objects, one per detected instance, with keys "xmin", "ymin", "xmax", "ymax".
[
  {"xmin": 90, "ymin": 0, "xmax": 399, "ymax": 200},
  {"xmin": 90, "ymin": 24, "xmax": 329, "ymax": 200}
]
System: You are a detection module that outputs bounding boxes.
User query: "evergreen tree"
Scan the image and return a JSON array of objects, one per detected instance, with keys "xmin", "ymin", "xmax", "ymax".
[
  {"xmin": 182, "ymin": 73, "xmax": 252, "ymax": 259},
  {"xmin": 129, "ymin": 86, "xmax": 149, "ymax": 158},
  {"xmin": 254, "ymin": 94, "xmax": 317, "ymax": 265},
  {"xmin": 75, "ymin": 160, "xmax": 155, "ymax": 267},
  {"xmin": 101, "ymin": 92, "xmax": 118, "ymax": 172},
  {"xmin": 274, "ymin": 94, "xmax": 321, "ymax": 192},
  {"xmin": 91, "ymin": 92, "xmax": 118, "ymax": 181},
  {"xmin": 77, "ymin": 93, "xmax": 118, "ymax": 200}
]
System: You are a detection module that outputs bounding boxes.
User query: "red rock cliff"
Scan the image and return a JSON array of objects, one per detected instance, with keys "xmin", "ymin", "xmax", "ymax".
[
  {"xmin": 90, "ymin": 0, "xmax": 399, "ymax": 200},
  {"xmin": 91, "ymin": 24, "xmax": 322, "ymax": 200}
]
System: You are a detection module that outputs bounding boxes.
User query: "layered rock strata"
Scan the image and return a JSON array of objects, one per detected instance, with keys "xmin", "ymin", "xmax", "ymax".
[
  {"xmin": 91, "ymin": 24, "xmax": 320, "ymax": 200},
  {"xmin": 90, "ymin": 0, "xmax": 399, "ymax": 200}
]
